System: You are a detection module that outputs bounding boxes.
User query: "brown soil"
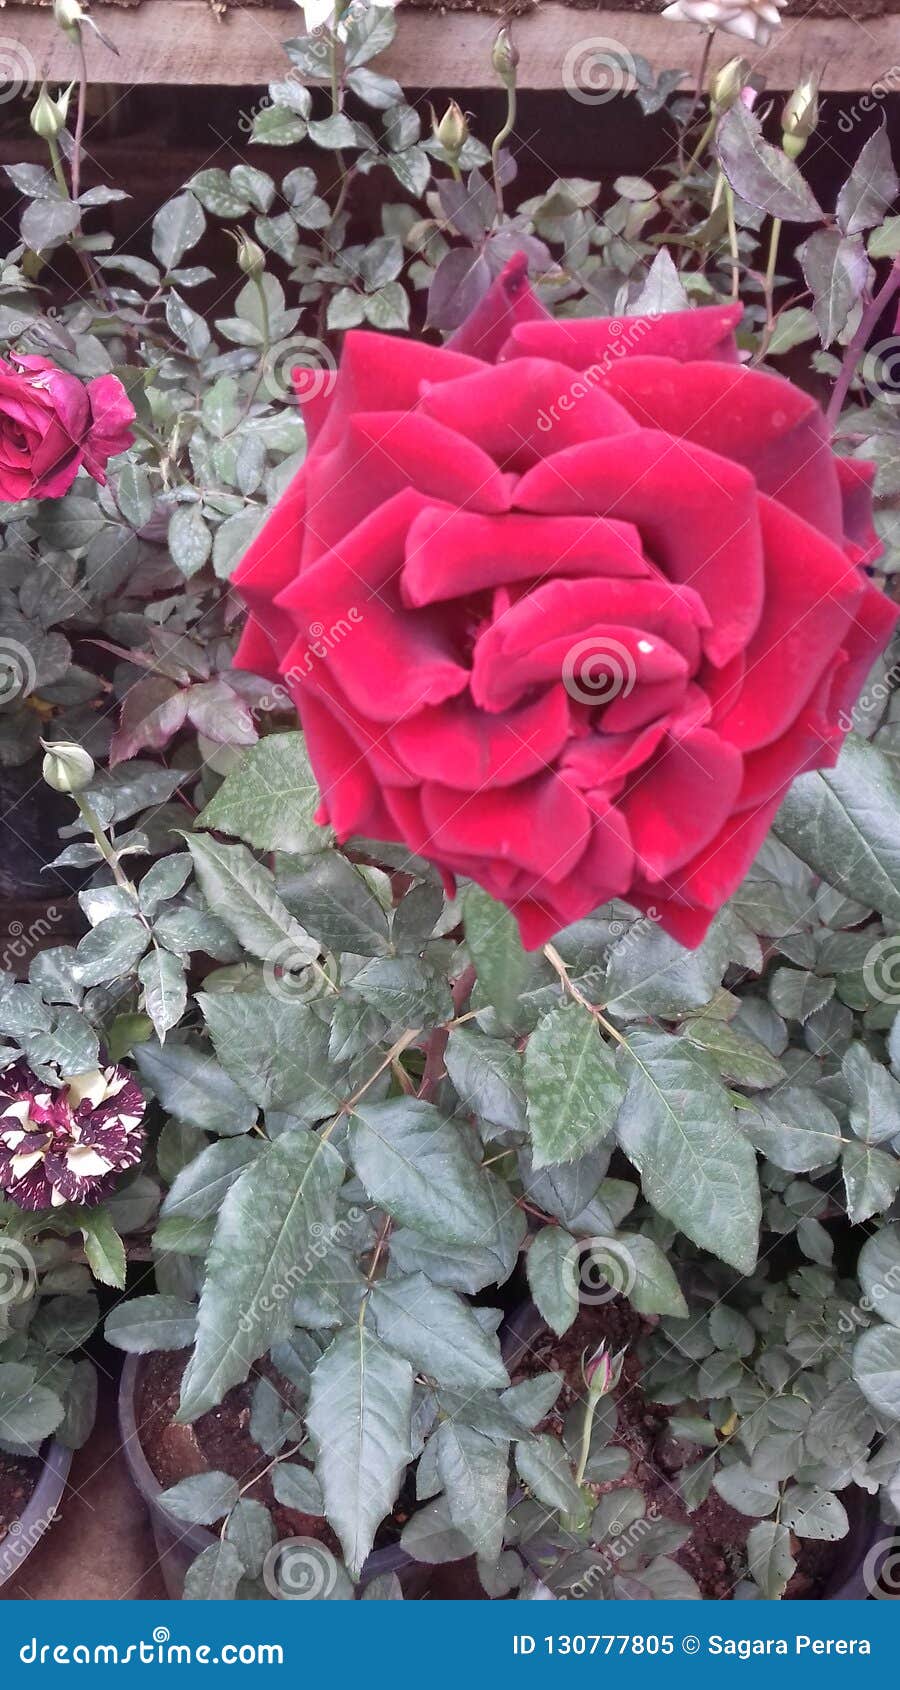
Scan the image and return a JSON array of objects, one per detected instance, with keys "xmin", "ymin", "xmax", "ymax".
[
  {"xmin": 138, "ymin": 1352, "xmax": 345, "ymax": 1551},
  {"xmin": 511, "ymin": 1300, "xmax": 840, "ymax": 1600},
  {"xmin": 0, "ymin": 1450, "xmax": 41, "ymax": 1545}
]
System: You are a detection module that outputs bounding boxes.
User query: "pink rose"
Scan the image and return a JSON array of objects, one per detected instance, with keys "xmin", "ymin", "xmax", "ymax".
[{"xmin": 0, "ymin": 353, "xmax": 134, "ymax": 502}]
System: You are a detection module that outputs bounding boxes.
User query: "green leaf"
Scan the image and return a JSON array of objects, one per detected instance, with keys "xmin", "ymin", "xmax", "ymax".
[
  {"xmin": 842, "ymin": 1138, "xmax": 900, "ymax": 1224},
  {"xmin": 621, "ymin": 1234, "xmax": 688, "ymax": 1318},
  {"xmin": 190, "ymin": 169, "xmax": 251, "ymax": 217},
  {"xmin": 225, "ymin": 1499, "xmax": 275, "ymax": 1577},
  {"xmin": 525, "ymin": 1226, "xmax": 579, "ymax": 1336},
  {"xmin": 196, "ymin": 734, "xmax": 325, "ymax": 855},
  {"xmin": 445, "ymin": 1025, "xmax": 526, "ymax": 1133},
  {"xmin": 307, "ymin": 1324, "xmax": 413, "ymax": 1579},
  {"xmin": 400, "ymin": 1498, "xmax": 473, "ymax": 1563},
  {"xmin": 160, "ymin": 1471, "xmax": 239, "ymax": 1524},
  {"xmin": 679, "ymin": 1019, "xmax": 786, "ymax": 1090},
  {"xmin": 160, "ymin": 1137, "xmax": 261, "ymax": 1224},
  {"xmin": 169, "ymin": 504, "xmax": 212, "ymax": 578},
  {"xmin": 615, "ymin": 1028, "xmax": 760, "ymax": 1274},
  {"xmin": 197, "ymin": 991, "xmax": 345, "ymax": 1121},
  {"xmin": 152, "ymin": 192, "xmax": 205, "ymax": 269},
  {"xmin": 843, "ymin": 1042, "xmax": 900, "ymax": 1144},
  {"xmin": 463, "ymin": 885, "xmax": 528, "ymax": 1027},
  {"xmin": 252, "ymin": 106, "xmax": 307, "ymax": 145},
  {"xmin": 434, "ymin": 1421, "xmax": 509, "ymax": 1564},
  {"xmin": 353, "ymin": 956, "xmax": 452, "ymax": 1026},
  {"xmin": 116, "ymin": 463, "xmax": 153, "ymax": 530},
  {"xmin": 524, "ymin": 1002, "xmax": 623, "ymax": 1168},
  {"xmin": 184, "ymin": 834, "xmax": 319, "ymax": 966},
  {"xmin": 139, "ymin": 947, "xmax": 187, "ymax": 1040},
  {"xmin": 798, "ymin": 228, "xmax": 867, "ymax": 346},
  {"xmin": 80, "ymin": 1210, "xmax": 126, "ymax": 1290},
  {"xmin": 135, "ymin": 1039, "xmax": 257, "ymax": 1135},
  {"xmin": 370, "ymin": 1274, "xmax": 508, "ymax": 1391},
  {"xmin": 350, "ymin": 1099, "xmax": 498, "ymax": 1246},
  {"xmin": 774, "ymin": 735, "xmax": 900, "ymax": 925},
  {"xmin": 57, "ymin": 1358, "xmax": 97, "ymax": 1450},
  {"xmin": 515, "ymin": 1434, "xmax": 584, "ymax": 1514},
  {"xmin": 837, "ymin": 126, "xmax": 899, "ymax": 235},
  {"xmin": 857, "ymin": 1224, "xmax": 900, "ymax": 1329},
  {"xmin": 178, "ymin": 1130, "xmax": 345, "ymax": 1419},
  {"xmin": 21, "ymin": 198, "xmax": 81, "ymax": 252},
  {"xmin": 272, "ymin": 1462, "xmax": 324, "ymax": 1514},
  {"xmin": 716, "ymin": 101, "xmax": 822, "ymax": 221},
  {"xmin": 853, "ymin": 1323, "xmax": 900, "ymax": 1417},
  {"xmin": 769, "ymin": 967, "xmax": 834, "ymax": 1023},
  {"xmin": 604, "ymin": 915, "xmax": 733, "ymax": 1019},
  {"xmin": 0, "ymin": 1380, "xmax": 64, "ymax": 1448},
  {"xmin": 712, "ymin": 1463, "xmax": 778, "ymax": 1516},
  {"xmin": 278, "ymin": 853, "xmax": 391, "ymax": 955},
  {"xmin": 183, "ymin": 1540, "xmax": 244, "ymax": 1599},
  {"xmin": 105, "ymin": 1295, "xmax": 198, "ymax": 1353},
  {"xmin": 780, "ymin": 1485, "xmax": 848, "ymax": 1541},
  {"xmin": 72, "ymin": 916, "xmax": 148, "ymax": 988},
  {"xmin": 746, "ymin": 1520, "xmax": 796, "ymax": 1599}
]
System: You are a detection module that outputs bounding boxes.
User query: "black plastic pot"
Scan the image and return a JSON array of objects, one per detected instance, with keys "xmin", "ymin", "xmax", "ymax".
[
  {"xmin": 118, "ymin": 1355, "xmax": 422, "ymax": 1599},
  {"xmin": 0, "ymin": 1441, "xmax": 72, "ymax": 1588},
  {"xmin": 502, "ymin": 1300, "xmax": 882, "ymax": 1601}
]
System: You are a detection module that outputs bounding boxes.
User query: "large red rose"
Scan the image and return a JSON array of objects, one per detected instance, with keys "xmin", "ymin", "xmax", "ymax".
[
  {"xmin": 233, "ymin": 259, "xmax": 897, "ymax": 950},
  {"xmin": 0, "ymin": 353, "xmax": 134, "ymax": 502}
]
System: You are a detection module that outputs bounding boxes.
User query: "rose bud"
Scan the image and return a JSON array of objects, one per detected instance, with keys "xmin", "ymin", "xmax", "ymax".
[
  {"xmin": 41, "ymin": 740, "xmax": 95, "ymax": 793},
  {"xmin": 29, "ymin": 81, "xmax": 73, "ymax": 142},
  {"xmin": 228, "ymin": 228, "xmax": 266, "ymax": 280},
  {"xmin": 584, "ymin": 1342, "xmax": 626, "ymax": 1397},
  {"xmin": 782, "ymin": 75, "xmax": 819, "ymax": 157},
  {"xmin": 53, "ymin": 0, "xmax": 84, "ymax": 40},
  {"xmin": 0, "ymin": 1062, "xmax": 146, "ymax": 1211},
  {"xmin": 432, "ymin": 100, "xmax": 469, "ymax": 164},
  {"xmin": 492, "ymin": 25, "xmax": 519, "ymax": 86},
  {"xmin": 710, "ymin": 56, "xmax": 750, "ymax": 113}
]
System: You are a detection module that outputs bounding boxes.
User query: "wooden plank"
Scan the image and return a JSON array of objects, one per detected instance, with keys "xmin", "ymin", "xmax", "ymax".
[{"xmin": 4, "ymin": 0, "xmax": 896, "ymax": 87}]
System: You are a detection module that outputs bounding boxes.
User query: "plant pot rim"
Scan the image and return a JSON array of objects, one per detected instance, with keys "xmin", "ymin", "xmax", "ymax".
[
  {"xmin": 501, "ymin": 1299, "xmax": 882, "ymax": 1602},
  {"xmin": 117, "ymin": 1352, "xmax": 411, "ymax": 1589},
  {"xmin": 0, "ymin": 1439, "xmax": 72, "ymax": 1588}
]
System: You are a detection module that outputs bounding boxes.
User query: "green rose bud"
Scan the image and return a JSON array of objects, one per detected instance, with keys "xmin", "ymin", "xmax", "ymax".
[
  {"xmin": 29, "ymin": 82, "xmax": 72, "ymax": 142},
  {"xmin": 710, "ymin": 56, "xmax": 749, "ymax": 113},
  {"xmin": 782, "ymin": 75, "xmax": 819, "ymax": 155},
  {"xmin": 53, "ymin": 0, "xmax": 84, "ymax": 41},
  {"xmin": 492, "ymin": 25, "xmax": 519, "ymax": 88},
  {"xmin": 41, "ymin": 740, "xmax": 95, "ymax": 793},
  {"xmin": 432, "ymin": 99, "xmax": 469, "ymax": 162},
  {"xmin": 228, "ymin": 227, "xmax": 266, "ymax": 279}
]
